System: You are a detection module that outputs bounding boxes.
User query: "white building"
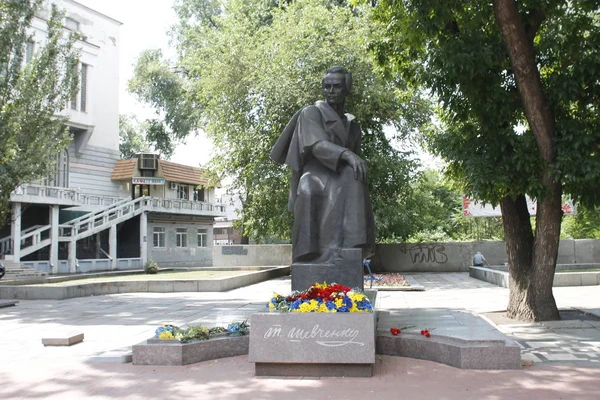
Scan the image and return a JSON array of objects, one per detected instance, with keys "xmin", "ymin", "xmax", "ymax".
[{"xmin": 0, "ymin": 1, "xmax": 225, "ymax": 277}]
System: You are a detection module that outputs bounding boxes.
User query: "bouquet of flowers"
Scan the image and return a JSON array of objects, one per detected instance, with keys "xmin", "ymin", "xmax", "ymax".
[
  {"xmin": 154, "ymin": 320, "xmax": 249, "ymax": 342},
  {"xmin": 268, "ymin": 282, "xmax": 373, "ymax": 313}
]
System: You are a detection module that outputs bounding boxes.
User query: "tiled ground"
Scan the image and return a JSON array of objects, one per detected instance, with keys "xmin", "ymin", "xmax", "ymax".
[
  {"xmin": 403, "ymin": 273, "xmax": 600, "ymax": 367},
  {"xmin": 2, "ymin": 272, "xmax": 600, "ymax": 399}
]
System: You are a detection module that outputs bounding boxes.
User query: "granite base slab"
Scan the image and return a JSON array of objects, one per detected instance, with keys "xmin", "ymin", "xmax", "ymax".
[
  {"xmin": 249, "ymin": 312, "xmax": 375, "ymax": 377},
  {"xmin": 42, "ymin": 333, "xmax": 84, "ymax": 346},
  {"xmin": 132, "ymin": 335, "xmax": 249, "ymax": 366},
  {"xmin": 0, "ymin": 299, "xmax": 18, "ymax": 308},
  {"xmin": 255, "ymin": 362, "xmax": 373, "ymax": 377},
  {"xmin": 376, "ymin": 331, "xmax": 521, "ymax": 370}
]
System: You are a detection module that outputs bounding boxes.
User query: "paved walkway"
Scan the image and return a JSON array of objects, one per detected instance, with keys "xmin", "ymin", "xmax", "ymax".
[{"xmin": 1, "ymin": 273, "xmax": 600, "ymax": 399}]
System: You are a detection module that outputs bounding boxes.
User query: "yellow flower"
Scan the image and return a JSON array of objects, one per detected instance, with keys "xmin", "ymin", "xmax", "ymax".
[
  {"xmin": 349, "ymin": 293, "xmax": 365, "ymax": 302},
  {"xmin": 158, "ymin": 331, "xmax": 174, "ymax": 339},
  {"xmin": 334, "ymin": 298, "xmax": 344, "ymax": 308},
  {"xmin": 318, "ymin": 302, "xmax": 335, "ymax": 313}
]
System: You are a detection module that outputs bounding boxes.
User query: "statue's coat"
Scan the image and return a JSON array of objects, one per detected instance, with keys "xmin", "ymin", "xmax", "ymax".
[{"xmin": 271, "ymin": 101, "xmax": 375, "ymax": 262}]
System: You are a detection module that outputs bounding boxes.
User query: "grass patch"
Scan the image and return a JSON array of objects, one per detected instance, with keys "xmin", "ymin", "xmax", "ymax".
[{"xmin": 29, "ymin": 270, "xmax": 249, "ymax": 286}]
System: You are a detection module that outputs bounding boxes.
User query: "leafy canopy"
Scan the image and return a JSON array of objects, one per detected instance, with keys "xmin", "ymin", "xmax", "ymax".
[
  {"xmin": 0, "ymin": 0, "xmax": 79, "ymax": 221},
  {"xmin": 367, "ymin": 0, "xmax": 600, "ymax": 208},
  {"xmin": 131, "ymin": 0, "xmax": 432, "ymax": 241}
]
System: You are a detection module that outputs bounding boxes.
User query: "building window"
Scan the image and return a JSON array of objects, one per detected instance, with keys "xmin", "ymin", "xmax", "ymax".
[
  {"xmin": 70, "ymin": 63, "xmax": 88, "ymax": 111},
  {"xmin": 80, "ymin": 63, "xmax": 88, "ymax": 112},
  {"xmin": 153, "ymin": 227, "xmax": 165, "ymax": 248},
  {"xmin": 193, "ymin": 187, "xmax": 205, "ymax": 202},
  {"xmin": 44, "ymin": 149, "xmax": 69, "ymax": 188},
  {"xmin": 177, "ymin": 184, "xmax": 189, "ymax": 200},
  {"xmin": 197, "ymin": 228, "xmax": 207, "ymax": 247},
  {"xmin": 176, "ymin": 228, "xmax": 187, "ymax": 247},
  {"xmin": 65, "ymin": 17, "xmax": 80, "ymax": 32}
]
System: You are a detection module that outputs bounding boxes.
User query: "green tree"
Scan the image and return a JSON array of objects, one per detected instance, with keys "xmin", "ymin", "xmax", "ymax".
[
  {"xmin": 562, "ymin": 204, "xmax": 600, "ymax": 240},
  {"xmin": 131, "ymin": 0, "xmax": 431, "ymax": 242},
  {"xmin": 119, "ymin": 115, "xmax": 150, "ymax": 159},
  {"xmin": 128, "ymin": 49, "xmax": 198, "ymax": 158},
  {"xmin": 0, "ymin": 1, "xmax": 79, "ymax": 221},
  {"xmin": 368, "ymin": 0, "xmax": 600, "ymax": 320}
]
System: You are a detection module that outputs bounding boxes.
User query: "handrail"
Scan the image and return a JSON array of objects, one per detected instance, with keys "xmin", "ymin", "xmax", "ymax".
[
  {"xmin": 61, "ymin": 196, "xmax": 132, "ymax": 226},
  {"xmin": 58, "ymin": 196, "xmax": 149, "ymax": 239},
  {"xmin": 12, "ymin": 184, "xmax": 123, "ymax": 206},
  {"xmin": 20, "ymin": 225, "xmax": 51, "ymax": 241},
  {"xmin": 0, "ymin": 225, "xmax": 44, "ymax": 244}
]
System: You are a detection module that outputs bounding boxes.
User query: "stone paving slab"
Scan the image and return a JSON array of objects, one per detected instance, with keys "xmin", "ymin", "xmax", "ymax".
[
  {"xmin": 1, "ymin": 272, "xmax": 600, "ymax": 380},
  {"xmin": 0, "ymin": 299, "xmax": 18, "ymax": 308}
]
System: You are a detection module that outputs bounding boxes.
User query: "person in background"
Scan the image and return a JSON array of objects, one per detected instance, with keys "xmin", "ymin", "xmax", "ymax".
[{"xmin": 473, "ymin": 251, "xmax": 489, "ymax": 267}]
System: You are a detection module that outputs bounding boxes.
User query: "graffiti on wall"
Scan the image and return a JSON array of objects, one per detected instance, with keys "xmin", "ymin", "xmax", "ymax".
[{"xmin": 400, "ymin": 244, "xmax": 448, "ymax": 264}]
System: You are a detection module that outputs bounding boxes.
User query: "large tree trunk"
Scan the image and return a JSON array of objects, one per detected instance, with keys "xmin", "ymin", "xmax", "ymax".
[
  {"xmin": 500, "ymin": 194, "xmax": 560, "ymax": 321},
  {"xmin": 493, "ymin": 0, "xmax": 561, "ymax": 321}
]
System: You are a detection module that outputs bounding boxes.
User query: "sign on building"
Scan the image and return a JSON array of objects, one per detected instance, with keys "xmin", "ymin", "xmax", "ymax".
[{"xmin": 132, "ymin": 177, "xmax": 165, "ymax": 185}]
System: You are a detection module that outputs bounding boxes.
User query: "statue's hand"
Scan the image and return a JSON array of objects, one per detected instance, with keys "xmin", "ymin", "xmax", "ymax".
[{"xmin": 341, "ymin": 151, "xmax": 368, "ymax": 183}]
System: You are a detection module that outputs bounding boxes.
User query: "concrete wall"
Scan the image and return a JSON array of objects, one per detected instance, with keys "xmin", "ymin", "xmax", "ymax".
[
  {"xmin": 213, "ymin": 245, "xmax": 292, "ymax": 267},
  {"xmin": 207, "ymin": 240, "xmax": 600, "ymax": 271},
  {"xmin": 373, "ymin": 239, "xmax": 600, "ymax": 273}
]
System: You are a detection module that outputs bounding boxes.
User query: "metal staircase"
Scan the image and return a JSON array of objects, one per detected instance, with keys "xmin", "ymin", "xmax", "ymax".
[
  {"xmin": 1, "ymin": 195, "xmax": 226, "ymax": 270},
  {"xmin": 0, "ymin": 197, "xmax": 147, "ymax": 260},
  {"xmin": 58, "ymin": 196, "xmax": 146, "ymax": 242}
]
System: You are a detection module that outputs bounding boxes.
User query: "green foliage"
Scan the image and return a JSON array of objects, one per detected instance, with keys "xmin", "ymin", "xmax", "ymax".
[
  {"xmin": 0, "ymin": 1, "xmax": 79, "ymax": 221},
  {"xmin": 131, "ymin": 0, "xmax": 432, "ymax": 241},
  {"xmin": 562, "ymin": 204, "xmax": 600, "ymax": 239},
  {"xmin": 144, "ymin": 259, "xmax": 159, "ymax": 274},
  {"xmin": 119, "ymin": 115, "xmax": 150, "ymax": 159},
  {"xmin": 367, "ymin": 0, "xmax": 600, "ymax": 209},
  {"xmin": 178, "ymin": 325, "xmax": 210, "ymax": 342},
  {"xmin": 128, "ymin": 49, "xmax": 198, "ymax": 158}
]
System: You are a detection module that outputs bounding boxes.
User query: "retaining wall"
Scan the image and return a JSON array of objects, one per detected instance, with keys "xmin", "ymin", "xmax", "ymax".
[
  {"xmin": 211, "ymin": 240, "xmax": 600, "ymax": 272},
  {"xmin": 213, "ymin": 245, "xmax": 292, "ymax": 267}
]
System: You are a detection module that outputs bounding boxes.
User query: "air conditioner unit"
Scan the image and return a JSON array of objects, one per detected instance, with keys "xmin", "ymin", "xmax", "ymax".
[{"xmin": 169, "ymin": 182, "xmax": 177, "ymax": 190}]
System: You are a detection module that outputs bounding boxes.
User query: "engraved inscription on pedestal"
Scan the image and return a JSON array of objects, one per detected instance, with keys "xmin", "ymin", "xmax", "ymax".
[{"xmin": 249, "ymin": 313, "xmax": 375, "ymax": 364}]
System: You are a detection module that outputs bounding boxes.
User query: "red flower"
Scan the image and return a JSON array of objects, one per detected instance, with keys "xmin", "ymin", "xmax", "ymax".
[
  {"xmin": 390, "ymin": 328, "xmax": 401, "ymax": 336},
  {"xmin": 425, "ymin": 332, "xmax": 431, "ymax": 338}
]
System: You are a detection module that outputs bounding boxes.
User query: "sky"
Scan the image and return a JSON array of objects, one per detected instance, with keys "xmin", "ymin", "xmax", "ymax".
[{"xmin": 76, "ymin": 0, "xmax": 213, "ymax": 168}]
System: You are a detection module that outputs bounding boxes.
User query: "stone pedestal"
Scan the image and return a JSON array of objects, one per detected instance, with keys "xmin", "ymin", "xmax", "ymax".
[
  {"xmin": 249, "ymin": 312, "xmax": 375, "ymax": 377},
  {"xmin": 292, "ymin": 248, "xmax": 364, "ymax": 291},
  {"xmin": 132, "ymin": 335, "xmax": 249, "ymax": 365}
]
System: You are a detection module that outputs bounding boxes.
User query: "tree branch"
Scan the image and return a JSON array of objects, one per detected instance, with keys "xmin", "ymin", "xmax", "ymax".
[
  {"xmin": 492, "ymin": 0, "xmax": 555, "ymax": 164},
  {"xmin": 525, "ymin": 8, "xmax": 545, "ymax": 42}
]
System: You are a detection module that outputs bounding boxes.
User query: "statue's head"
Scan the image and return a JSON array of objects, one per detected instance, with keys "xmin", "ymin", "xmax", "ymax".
[{"xmin": 322, "ymin": 66, "xmax": 352, "ymax": 106}]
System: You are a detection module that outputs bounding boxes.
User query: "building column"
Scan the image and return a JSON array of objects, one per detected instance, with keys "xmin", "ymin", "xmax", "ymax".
[
  {"xmin": 11, "ymin": 202, "xmax": 21, "ymax": 262},
  {"xmin": 68, "ymin": 240, "xmax": 77, "ymax": 273},
  {"xmin": 95, "ymin": 233, "xmax": 101, "ymax": 259},
  {"xmin": 140, "ymin": 212, "xmax": 148, "ymax": 266},
  {"xmin": 49, "ymin": 205, "xmax": 59, "ymax": 274},
  {"xmin": 109, "ymin": 224, "xmax": 117, "ymax": 270}
]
